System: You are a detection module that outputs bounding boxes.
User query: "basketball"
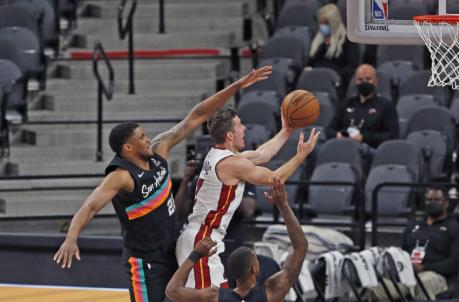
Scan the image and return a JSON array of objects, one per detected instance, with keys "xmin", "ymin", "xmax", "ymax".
[{"xmin": 281, "ymin": 90, "xmax": 320, "ymax": 128}]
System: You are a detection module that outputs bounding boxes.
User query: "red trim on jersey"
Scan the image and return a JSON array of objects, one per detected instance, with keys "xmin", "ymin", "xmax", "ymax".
[
  {"xmin": 194, "ymin": 178, "xmax": 205, "ymax": 205},
  {"xmin": 204, "ymin": 184, "xmax": 237, "ymax": 229},
  {"xmin": 220, "ymin": 281, "xmax": 229, "ymax": 288},
  {"xmin": 193, "ymin": 225, "xmax": 212, "ymax": 288}
]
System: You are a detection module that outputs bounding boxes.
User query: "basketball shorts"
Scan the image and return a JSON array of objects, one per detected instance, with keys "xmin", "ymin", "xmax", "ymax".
[
  {"xmin": 176, "ymin": 224, "xmax": 228, "ymax": 289},
  {"xmin": 123, "ymin": 246, "xmax": 178, "ymax": 302}
]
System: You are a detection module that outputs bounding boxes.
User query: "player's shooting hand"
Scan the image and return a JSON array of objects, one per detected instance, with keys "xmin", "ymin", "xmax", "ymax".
[
  {"xmin": 296, "ymin": 128, "xmax": 320, "ymax": 159},
  {"xmin": 53, "ymin": 236, "xmax": 81, "ymax": 269},
  {"xmin": 238, "ymin": 66, "xmax": 273, "ymax": 89},
  {"xmin": 194, "ymin": 237, "xmax": 218, "ymax": 258},
  {"xmin": 280, "ymin": 110, "xmax": 295, "ymax": 135},
  {"xmin": 264, "ymin": 177, "xmax": 288, "ymax": 207}
]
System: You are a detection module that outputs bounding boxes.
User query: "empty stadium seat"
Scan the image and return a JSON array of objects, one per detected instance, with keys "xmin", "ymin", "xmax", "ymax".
[
  {"xmin": 258, "ymin": 58, "xmax": 297, "ymax": 89},
  {"xmin": 296, "ymin": 67, "xmax": 341, "ymax": 104},
  {"xmin": 377, "ymin": 46, "xmax": 425, "ymax": 70},
  {"xmin": 0, "ymin": 59, "xmax": 25, "ymax": 115},
  {"xmin": 365, "ymin": 165, "xmax": 414, "ymax": 216},
  {"xmin": 377, "ymin": 60, "xmax": 416, "ymax": 98},
  {"xmin": 273, "ymin": 26, "xmax": 312, "ymax": 63},
  {"xmin": 243, "ymin": 124, "xmax": 271, "ymax": 150},
  {"xmin": 244, "ymin": 69, "xmax": 287, "ymax": 97},
  {"xmin": 277, "ymin": 3, "xmax": 317, "ymax": 34},
  {"xmin": 261, "ymin": 36, "xmax": 305, "ymax": 74},
  {"xmin": 238, "ymin": 102, "xmax": 278, "ymax": 134},
  {"xmin": 371, "ymin": 139, "xmax": 421, "ymax": 182},
  {"xmin": 399, "ymin": 70, "xmax": 452, "ymax": 106},
  {"xmin": 396, "ymin": 94, "xmax": 438, "ymax": 138},
  {"xmin": 238, "ymin": 90, "xmax": 281, "ymax": 116},
  {"xmin": 407, "ymin": 130, "xmax": 449, "ymax": 181}
]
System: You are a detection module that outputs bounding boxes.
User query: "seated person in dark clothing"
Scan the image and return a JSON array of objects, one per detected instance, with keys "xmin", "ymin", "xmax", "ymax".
[
  {"xmin": 401, "ymin": 185, "xmax": 459, "ymax": 299},
  {"xmin": 308, "ymin": 3, "xmax": 360, "ymax": 94},
  {"xmin": 325, "ymin": 64, "xmax": 399, "ymax": 149}
]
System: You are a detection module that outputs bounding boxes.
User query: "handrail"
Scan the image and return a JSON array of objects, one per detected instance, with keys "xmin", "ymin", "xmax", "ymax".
[
  {"xmin": 158, "ymin": 0, "xmax": 165, "ymax": 33},
  {"xmin": 92, "ymin": 42, "xmax": 115, "ymax": 162},
  {"xmin": 370, "ymin": 181, "xmax": 458, "ymax": 246},
  {"xmin": 27, "ymin": 118, "xmax": 182, "ymax": 125},
  {"xmin": 0, "ymin": 87, "xmax": 9, "ymax": 158},
  {"xmin": 117, "ymin": 0, "xmax": 137, "ymax": 94}
]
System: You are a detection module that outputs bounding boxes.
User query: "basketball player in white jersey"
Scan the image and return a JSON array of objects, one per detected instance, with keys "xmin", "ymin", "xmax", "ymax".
[{"xmin": 176, "ymin": 108, "xmax": 320, "ymax": 289}]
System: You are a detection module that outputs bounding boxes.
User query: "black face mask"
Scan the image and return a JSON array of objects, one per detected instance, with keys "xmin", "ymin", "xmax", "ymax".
[
  {"xmin": 425, "ymin": 202, "xmax": 444, "ymax": 218},
  {"xmin": 357, "ymin": 82, "xmax": 375, "ymax": 97}
]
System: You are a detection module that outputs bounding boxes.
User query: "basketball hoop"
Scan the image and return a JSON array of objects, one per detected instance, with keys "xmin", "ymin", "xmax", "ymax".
[{"xmin": 414, "ymin": 15, "xmax": 459, "ymax": 89}]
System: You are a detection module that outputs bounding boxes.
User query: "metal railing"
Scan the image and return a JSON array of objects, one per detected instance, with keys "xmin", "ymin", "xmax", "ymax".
[
  {"xmin": 370, "ymin": 181, "xmax": 458, "ymax": 246},
  {"xmin": 92, "ymin": 42, "xmax": 114, "ymax": 162},
  {"xmin": 0, "ymin": 88, "xmax": 9, "ymax": 158},
  {"xmin": 117, "ymin": 0, "xmax": 137, "ymax": 94},
  {"xmin": 158, "ymin": 0, "xmax": 165, "ymax": 33}
]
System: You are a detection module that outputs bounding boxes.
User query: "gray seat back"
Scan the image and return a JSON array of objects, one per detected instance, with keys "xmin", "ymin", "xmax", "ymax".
[
  {"xmin": 277, "ymin": 4, "xmax": 317, "ymax": 34},
  {"xmin": 243, "ymin": 124, "xmax": 271, "ymax": 150},
  {"xmin": 399, "ymin": 70, "xmax": 452, "ymax": 106},
  {"xmin": 396, "ymin": 94, "xmax": 438, "ymax": 138},
  {"xmin": 371, "ymin": 139, "xmax": 420, "ymax": 181},
  {"xmin": 309, "ymin": 162, "xmax": 356, "ymax": 214},
  {"xmin": 261, "ymin": 36, "xmax": 305, "ymax": 71},
  {"xmin": 0, "ymin": 59, "xmax": 24, "ymax": 108},
  {"xmin": 239, "ymin": 90, "xmax": 281, "ymax": 116},
  {"xmin": 407, "ymin": 130, "xmax": 449, "ymax": 180},
  {"xmin": 274, "ymin": 26, "xmax": 312, "ymax": 62},
  {"xmin": 296, "ymin": 68, "xmax": 341, "ymax": 104},
  {"xmin": 238, "ymin": 102, "xmax": 278, "ymax": 134},
  {"xmin": 316, "ymin": 138, "xmax": 363, "ymax": 179},
  {"xmin": 365, "ymin": 165, "xmax": 414, "ymax": 216},
  {"xmin": 245, "ymin": 69, "xmax": 287, "ymax": 96}
]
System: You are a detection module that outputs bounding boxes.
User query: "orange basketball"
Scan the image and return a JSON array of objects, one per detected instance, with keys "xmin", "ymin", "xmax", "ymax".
[{"xmin": 281, "ymin": 90, "xmax": 320, "ymax": 128}]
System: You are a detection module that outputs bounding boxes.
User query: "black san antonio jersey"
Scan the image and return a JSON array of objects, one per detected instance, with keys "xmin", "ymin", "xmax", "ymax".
[
  {"xmin": 218, "ymin": 287, "xmax": 268, "ymax": 302},
  {"xmin": 106, "ymin": 154, "xmax": 177, "ymax": 253}
]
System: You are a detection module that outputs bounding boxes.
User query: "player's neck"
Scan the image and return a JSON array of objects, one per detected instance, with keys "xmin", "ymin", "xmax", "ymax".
[
  {"xmin": 214, "ymin": 142, "xmax": 237, "ymax": 153},
  {"xmin": 126, "ymin": 155, "xmax": 150, "ymax": 171},
  {"xmin": 234, "ymin": 278, "xmax": 257, "ymax": 297}
]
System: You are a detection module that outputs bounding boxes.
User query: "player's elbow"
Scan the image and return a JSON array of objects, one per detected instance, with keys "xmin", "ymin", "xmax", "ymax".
[{"xmin": 165, "ymin": 283, "xmax": 179, "ymax": 302}]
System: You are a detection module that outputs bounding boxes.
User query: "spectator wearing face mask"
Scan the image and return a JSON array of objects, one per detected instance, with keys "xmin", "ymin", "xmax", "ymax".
[
  {"xmin": 399, "ymin": 185, "xmax": 459, "ymax": 299},
  {"xmin": 308, "ymin": 3, "xmax": 360, "ymax": 95},
  {"xmin": 325, "ymin": 64, "xmax": 399, "ymax": 149}
]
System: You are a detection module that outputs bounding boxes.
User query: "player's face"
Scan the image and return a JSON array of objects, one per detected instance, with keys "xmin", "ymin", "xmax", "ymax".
[
  {"xmin": 231, "ymin": 116, "xmax": 246, "ymax": 150},
  {"xmin": 126, "ymin": 127, "xmax": 153, "ymax": 159}
]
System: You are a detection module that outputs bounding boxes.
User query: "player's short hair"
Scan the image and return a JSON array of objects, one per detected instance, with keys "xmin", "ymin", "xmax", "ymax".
[
  {"xmin": 228, "ymin": 247, "xmax": 256, "ymax": 281},
  {"xmin": 207, "ymin": 108, "xmax": 237, "ymax": 144},
  {"xmin": 109, "ymin": 122, "xmax": 139, "ymax": 154}
]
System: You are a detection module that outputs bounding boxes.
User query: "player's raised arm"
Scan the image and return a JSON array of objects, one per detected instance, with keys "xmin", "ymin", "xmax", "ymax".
[
  {"xmin": 263, "ymin": 178, "xmax": 308, "ymax": 302},
  {"xmin": 53, "ymin": 169, "xmax": 132, "ymax": 269},
  {"xmin": 166, "ymin": 237, "xmax": 219, "ymax": 302},
  {"xmin": 225, "ymin": 129, "xmax": 320, "ymax": 185},
  {"xmin": 240, "ymin": 113, "xmax": 295, "ymax": 165},
  {"xmin": 151, "ymin": 66, "xmax": 272, "ymax": 159}
]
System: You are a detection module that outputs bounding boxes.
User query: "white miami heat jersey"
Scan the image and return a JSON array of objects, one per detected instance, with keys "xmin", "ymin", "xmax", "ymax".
[{"xmin": 187, "ymin": 147, "xmax": 245, "ymax": 238}]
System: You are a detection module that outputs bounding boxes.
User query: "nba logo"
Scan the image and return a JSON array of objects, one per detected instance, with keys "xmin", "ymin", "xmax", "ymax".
[{"xmin": 372, "ymin": 0, "xmax": 388, "ymax": 20}]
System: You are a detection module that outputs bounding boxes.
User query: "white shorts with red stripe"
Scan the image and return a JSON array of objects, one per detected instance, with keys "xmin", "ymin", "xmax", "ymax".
[{"xmin": 176, "ymin": 223, "xmax": 228, "ymax": 289}]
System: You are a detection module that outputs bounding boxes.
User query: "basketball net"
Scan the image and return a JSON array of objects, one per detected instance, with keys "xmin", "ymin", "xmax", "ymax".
[{"xmin": 414, "ymin": 16, "xmax": 459, "ymax": 89}]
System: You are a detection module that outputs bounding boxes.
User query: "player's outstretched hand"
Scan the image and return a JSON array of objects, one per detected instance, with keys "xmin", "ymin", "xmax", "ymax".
[
  {"xmin": 238, "ymin": 66, "xmax": 273, "ymax": 89},
  {"xmin": 53, "ymin": 237, "xmax": 81, "ymax": 269},
  {"xmin": 296, "ymin": 128, "xmax": 320, "ymax": 159},
  {"xmin": 264, "ymin": 177, "xmax": 288, "ymax": 207},
  {"xmin": 194, "ymin": 237, "xmax": 217, "ymax": 258}
]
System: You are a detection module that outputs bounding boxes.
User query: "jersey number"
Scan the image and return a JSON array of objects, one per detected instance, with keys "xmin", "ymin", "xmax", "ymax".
[{"xmin": 167, "ymin": 197, "xmax": 176, "ymax": 216}]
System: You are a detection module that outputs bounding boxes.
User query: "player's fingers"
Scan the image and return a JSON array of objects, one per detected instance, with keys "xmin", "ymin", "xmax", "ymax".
[
  {"xmin": 67, "ymin": 255, "xmax": 73, "ymax": 268},
  {"xmin": 76, "ymin": 250, "xmax": 81, "ymax": 261},
  {"xmin": 299, "ymin": 132, "xmax": 304, "ymax": 144},
  {"xmin": 308, "ymin": 128, "xmax": 316, "ymax": 141},
  {"xmin": 264, "ymin": 191, "xmax": 273, "ymax": 201},
  {"xmin": 53, "ymin": 250, "xmax": 60, "ymax": 262},
  {"xmin": 61, "ymin": 252, "xmax": 68, "ymax": 269}
]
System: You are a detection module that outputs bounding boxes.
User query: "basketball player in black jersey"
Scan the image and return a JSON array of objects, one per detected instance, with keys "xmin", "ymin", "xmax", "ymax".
[
  {"xmin": 166, "ymin": 177, "xmax": 308, "ymax": 302},
  {"xmin": 53, "ymin": 66, "xmax": 272, "ymax": 302}
]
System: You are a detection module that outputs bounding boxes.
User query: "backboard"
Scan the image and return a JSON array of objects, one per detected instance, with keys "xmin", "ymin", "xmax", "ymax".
[{"xmin": 347, "ymin": 0, "xmax": 459, "ymax": 45}]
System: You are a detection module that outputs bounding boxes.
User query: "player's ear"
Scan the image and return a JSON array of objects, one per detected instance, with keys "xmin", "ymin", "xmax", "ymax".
[
  {"xmin": 123, "ymin": 143, "xmax": 133, "ymax": 153},
  {"xmin": 226, "ymin": 131, "xmax": 234, "ymax": 141}
]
